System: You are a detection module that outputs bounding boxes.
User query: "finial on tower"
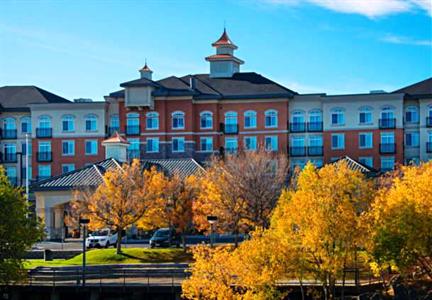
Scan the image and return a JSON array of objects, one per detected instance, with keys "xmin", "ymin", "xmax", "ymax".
[{"xmin": 139, "ymin": 59, "xmax": 153, "ymax": 80}]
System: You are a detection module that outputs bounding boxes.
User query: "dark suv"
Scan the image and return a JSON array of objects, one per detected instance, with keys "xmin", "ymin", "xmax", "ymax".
[{"xmin": 149, "ymin": 228, "xmax": 180, "ymax": 248}]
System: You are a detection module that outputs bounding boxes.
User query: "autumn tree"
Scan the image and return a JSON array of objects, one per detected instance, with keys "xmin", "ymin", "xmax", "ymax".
[
  {"xmin": 193, "ymin": 148, "xmax": 288, "ymax": 245},
  {"xmin": 71, "ymin": 160, "xmax": 164, "ymax": 254},
  {"xmin": 366, "ymin": 162, "xmax": 432, "ymax": 279},
  {"xmin": 0, "ymin": 167, "xmax": 43, "ymax": 284}
]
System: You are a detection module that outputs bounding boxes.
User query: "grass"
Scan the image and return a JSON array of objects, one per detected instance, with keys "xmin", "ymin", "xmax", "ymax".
[{"xmin": 24, "ymin": 248, "xmax": 192, "ymax": 269}]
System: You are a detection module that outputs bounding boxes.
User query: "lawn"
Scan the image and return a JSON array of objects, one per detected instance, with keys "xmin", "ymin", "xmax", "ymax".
[{"xmin": 24, "ymin": 248, "xmax": 192, "ymax": 269}]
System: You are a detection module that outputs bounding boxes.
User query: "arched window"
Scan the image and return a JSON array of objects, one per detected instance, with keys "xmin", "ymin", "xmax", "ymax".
[
  {"xmin": 358, "ymin": 106, "xmax": 373, "ymax": 124},
  {"xmin": 172, "ymin": 111, "xmax": 185, "ymax": 129},
  {"xmin": 309, "ymin": 109, "xmax": 322, "ymax": 123},
  {"xmin": 224, "ymin": 111, "xmax": 238, "ymax": 134},
  {"xmin": 291, "ymin": 110, "xmax": 305, "ymax": 123},
  {"xmin": 405, "ymin": 106, "xmax": 419, "ymax": 123},
  {"xmin": 85, "ymin": 114, "xmax": 97, "ymax": 131},
  {"xmin": 244, "ymin": 110, "xmax": 256, "ymax": 129},
  {"xmin": 265, "ymin": 109, "xmax": 278, "ymax": 128},
  {"xmin": 61, "ymin": 114, "xmax": 75, "ymax": 132},
  {"xmin": 330, "ymin": 108, "xmax": 345, "ymax": 126},
  {"xmin": 200, "ymin": 111, "xmax": 213, "ymax": 129},
  {"xmin": 38, "ymin": 115, "xmax": 51, "ymax": 128},
  {"xmin": 380, "ymin": 106, "xmax": 395, "ymax": 128},
  {"xmin": 20, "ymin": 117, "xmax": 31, "ymax": 134},
  {"xmin": 146, "ymin": 112, "xmax": 159, "ymax": 130}
]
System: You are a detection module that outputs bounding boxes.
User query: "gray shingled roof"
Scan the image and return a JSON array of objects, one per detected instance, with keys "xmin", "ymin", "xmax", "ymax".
[
  {"xmin": 109, "ymin": 72, "xmax": 296, "ymax": 100},
  {"xmin": 0, "ymin": 86, "xmax": 70, "ymax": 111},
  {"xmin": 31, "ymin": 158, "xmax": 204, "ymax": 192},
  {"xmin": 393, "ymin": 77, "xmax": 432, "ymax": 95}
]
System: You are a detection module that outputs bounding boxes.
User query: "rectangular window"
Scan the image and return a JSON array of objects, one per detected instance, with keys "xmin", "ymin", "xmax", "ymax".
[
  {"xmin": 62, "ymin": 164, "xmax": 75, "ymax": 173},
  {"xmin": 331, "ymin": 133, "xmax": 345, "ymax": 150},
  {"xmin": 85, "ymin": 119, "xmax": 97, "ymax": 131},
  {"xmin": 331, "ymin": 111, "xmax": 345, "ymax": 126},
  {"xmin": 381, "ymin": 156, "xmax": 395, "ymax": 171},
  {"xmin": 146, "ymin": 138, "xmax": 159, "ymax": 153},
  {"xmin": 21, "ymin": 121, "xmax": 30, "ymax": 133},
  {"xmin": 225, "ymin": 137, "xmax": 238, "ymax": 153},
  {"xmin": 62, "ymin": 140, "xmax": 75, "ymax": 156},
  {"xmin": 38, "ymin": 141, "xmax": 51, "ymax": 152},
  {"xmin": 85, "ymin": 140, "xmax": 98, "ymax": 155},
  {"xmin": 38, "ymin": 165, "xmax": 51, "ymax": 178},
  {"xmin": 359, "ymin": 112, "xmax": 372, "ymax": 124},
  {"xmin": 359, "ymin": 132, "xmax": 373, "ymax": 149},
  {"xmin": 381, "ymin": 132, "xmax": 395, "ymax": 144},
  {"xmin": 244, "ymin": 136, "xmax": 257, "ymax": 151},
  {"xmin": 359, "ymin": 157, "xmax": 374, "ymax": 168},
  {"xmin": 309, "ymin": 135, "xmax": 323, "ymax": 146},
  {"xmin": 405, "ymin": 132, "xmax": 420, "ymax": 147},
  {"xmin": 200, "ymin": 137, "xmax": 213, "ymax": 152},
  {"xmin": 172, "ymin": 137, "xmax": 185, "ymax": 152},
  {"xmin": 62, "ymin": 119, "xmax": 74, "ymax": 132},
  {"xmin": 21, "ymin": 142, "xmax": 32, "ymax": 156},
  {"xmin": 265, "ymin": 136, "xmax": 278, "ymax": 151}
]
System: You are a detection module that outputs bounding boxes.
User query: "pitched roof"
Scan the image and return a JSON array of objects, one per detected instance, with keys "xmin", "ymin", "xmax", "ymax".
[
  {"xmin": 109, "ymin": 72, "xmax": 296, "ymax": 100},
  {"xmin": 31, "ymin": 158, "xmax": 204, "ymax": 192},
  {"xmin": 102, "ymin": 132, "xmax": 129, "ymax": 144},
  {"xmin": 393, "ymin": 77, "xmax": 432, "ymax": 95},
  {"xmin": 331, "ymin": 156, "xmax": 377, "ymax": 177},
  {"xmin": 212, "ymin": 29, "xmax": 237, "ymax": 49},
  {"xmin": 0, "ymin": 86, "xmax": 70, "ymax": 111}
]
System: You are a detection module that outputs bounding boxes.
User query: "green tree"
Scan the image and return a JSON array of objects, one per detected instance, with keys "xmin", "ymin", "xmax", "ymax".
[{"xmin": 0, "ymin": 167, "xmax": 43, "ymax": 284}]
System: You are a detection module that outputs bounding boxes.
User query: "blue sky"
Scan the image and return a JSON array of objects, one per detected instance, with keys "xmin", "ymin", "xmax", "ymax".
[{"xmin": 0, "ymin": 0, "xmax": 431, "ymax": 101}]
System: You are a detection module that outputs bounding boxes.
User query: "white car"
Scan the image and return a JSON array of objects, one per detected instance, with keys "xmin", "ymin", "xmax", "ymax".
[{"xmin": 85, "ymin": 229, "xmax": 118, "ymax": 248}]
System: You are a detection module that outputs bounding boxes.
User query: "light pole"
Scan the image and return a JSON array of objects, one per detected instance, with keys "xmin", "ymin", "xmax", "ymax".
[
  {"xmin": 25, "ymin": 133, "xmax": 30, "ymax": 202},
  {"xmin": 207, "ymin": 216, "xmax": 218, "ymax": 248},
  {"xmin": 79, "ymin": 218, "xmax": 90, "ymax": 286}
]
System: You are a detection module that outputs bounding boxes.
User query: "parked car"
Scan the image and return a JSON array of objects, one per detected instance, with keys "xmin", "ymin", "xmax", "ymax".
[
  {"xmin": 149, "ymin": 228, "xmax": 180, "ymax": 248},
  {"xmin": 86, "ymin": 228, "xmax": 118, "ymax": 248}
]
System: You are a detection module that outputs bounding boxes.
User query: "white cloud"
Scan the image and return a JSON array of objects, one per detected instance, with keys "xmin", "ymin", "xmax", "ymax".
[
  {"xmin": 381, "ymin": 34, "xmax": 432, "ymax": 46},
  {"xmin": 264, "ymin": 0, "xmax": 432, "ymax": 18}
]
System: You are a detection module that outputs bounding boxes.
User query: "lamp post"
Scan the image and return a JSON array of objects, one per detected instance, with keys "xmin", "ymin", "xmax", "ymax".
[
  {"xmin": 206, "ymin": 216, "xmax": 218, "ymax": 248},
  {"xmin": 79, "ymin": 218, "xmax": 90, "ymax": 286}
]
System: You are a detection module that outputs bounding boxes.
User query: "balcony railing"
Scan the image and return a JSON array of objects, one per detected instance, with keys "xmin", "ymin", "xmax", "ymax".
[
  {"xmin": 379, "ymin": 118, "xmax": 396, "ymax": 129},
  {"xmin": 307, "ymin": 122, "xmax": 323, "ymax": 132},
  {"xmin": 289, "ymin": 122, "xmax": 306, "ymax": 133},
  {"xmin": 427, "ymin": 117, "xmax": 432, "ymax": 128},
  {"xmin": 308, "ymin": 146, "xmax": 324, "ymax": 156},
  {"xmin": 108, "ymin": 126, "xmax": 120, "ymax": 136},
  {"xmin": 380, "ymin": 143, "xmax": 396, "ymax": 154},
  {"xmin": 36, "ymin": 128, "xmax": 52, "ymax": 138},
  {"xmin": 3, "ymin": 152, "xmax": 17, "ymax": 163},
  {"xmin": 37, "ymin": 151, "xmax": 52, "ymax": 162},
  {"xmin": 289, "ymin": 146, "xmax": 306, "ymax": 157},
  {"xmin": 125, "ymin": 125, "xmax": 140, "ymax": 136},
  {"xmin": 221, "ymin": 123, "xmax": 239, "ymax": 135},
  {"xmin": 2, "ymin": 129, "xmax": 17, "ymax": 139},
  {"xmin": 127, "ymin": 149, "xmax": 141, "ymax": 160},
  {"xmin": 427, "ymin": 142, "xmax": 432, "ymax": 153}
]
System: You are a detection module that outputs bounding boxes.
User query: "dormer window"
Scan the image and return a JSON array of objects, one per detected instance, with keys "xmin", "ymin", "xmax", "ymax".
[{"xmin": 172, "ymin": 111, "xmax": 185, "ymax": 129}]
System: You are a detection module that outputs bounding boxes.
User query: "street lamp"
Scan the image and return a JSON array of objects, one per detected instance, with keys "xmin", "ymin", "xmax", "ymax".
[
  {"xmin": 207, "ymin": 216, "xmax": 218, "ymax": 248},
  {"xmin": 79, "ymin": 218, "xmax": 90, "ymax": 286}
]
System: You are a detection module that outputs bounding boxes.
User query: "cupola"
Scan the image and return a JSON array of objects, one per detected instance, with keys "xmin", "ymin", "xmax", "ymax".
[
  {"xmin": 139, "ymin": 61, "xmax": 153, "ymax": 80},
  {"xmin": 102, "ymin": 131, "xmax": 130, "ymax": 162}
]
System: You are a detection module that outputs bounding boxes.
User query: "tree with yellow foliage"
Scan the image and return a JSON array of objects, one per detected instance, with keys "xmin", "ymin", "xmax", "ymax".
[
  {"xmin": 367, "ymin": 162, "xmax": 432, "ymax": 279},
  {"xmin": 71, "ymin": 159, "xmax": 164, "ymax": 254}
]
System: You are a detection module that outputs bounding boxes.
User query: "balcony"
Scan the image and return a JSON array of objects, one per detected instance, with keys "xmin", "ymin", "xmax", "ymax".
[
  {"xmin": 308, "ymin": 146, "xmax": 324, "ymax": 156},
  {"xmin": 307, "ymin": 122, "xmax": 323, "ymax": 132},
  {"xmin": 37, "ymin": 151, "xmax": 52, "ymax": 162},
  {"xmin": 380, "ymin": 143, "xmax": 396, "ymax": 154},
  {"xmin": 427, "ymin": 117, "xmax": 432, "ymax": 128},
  {"xmin": 2, "ymin": 129, "xmax": 17, "ymax": 139},
  {"xmin": 108, "ymin": 126, "xmax": 120, "ymax": 136},
  {"xmin": 125, "ymin": 125, "xmax": 140, "ymax": 136},
  {"xmin": 289, "ymin": 122, "xmax": 306, "ymax": 133},
  {"xmin": 127, "ymin": 149, "xmax": 141, "ymax": 160},
  {"xmin": 3, "ymin": 152, "xmax": 17, "ymax": 163},
  {"xmin": 221, "ymin": 123, "xmax": 238, "ymax": 135},
  {"xmin": 289, "ymin": 146, "xmax": 306, "ymax": 157},
  {"xmin": 379, "ymin": 118, "xmax": 396, "ymax": 129},
  {"xmin": 427, "ymin": 142, "xmax": 432, "ymax": 153},
  {"xmin": 36, "ymin": 128, "xmax": 52, "ymax": 138}
]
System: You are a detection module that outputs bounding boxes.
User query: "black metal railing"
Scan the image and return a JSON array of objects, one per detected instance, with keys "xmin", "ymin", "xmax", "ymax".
[
  {"xmin": 289, "ymin": 122, "xmax": 306, "ymax": 133},
  {"xmin": 36, "ymin": 128, "xmax": 53, "ymax": 138},
  {"xmin": 2, "ymin": 129, "xmax": 17, "ymax": 139},
  {"xmin": 426, "ymin": 117, "xmax": 432, "ymax": 128},
  {"xmin": 125, "ymin": 125, "xmax": 140, "ymax": 136},
  {"xmin": 37, "ymin": 151, "xmax": 52, "ymax": 162},
  {"xmin": 307, "ymin": 122, "xmax": 323, "ymax": 132},
  {"xmin": 3, "ymin": 152, "xmax": 17, "ymax": 163},
  {"xmin": 380, "ymin": 143, "xmax": 396, "ymax": 154},
  {"xmin": 427, "ymin": 142, "xmax": 432, "ymax": 153},
  {"xmin": 379, "ymin": 118, "xmax": 396, "ymax": 129},
  {"xmin": 308, "ymin": 146, "xmax": 324, "ymax": 156},
  {"xmin": 221, "ymin": 123, "xmax": 238, "ymax": 134},
  {"xmin": 289, "ymin": 146, "xmax": 306, "ymax": 157}
]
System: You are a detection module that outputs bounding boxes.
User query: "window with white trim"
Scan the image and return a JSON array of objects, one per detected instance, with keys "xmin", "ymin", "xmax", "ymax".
[
  {"xmin": 331, "ymin": 108, "xmax": 345, "ymax": 126},
  {"xmin": 38, "ymin": 115, "xmax": 51, "ymax": 128},
  {"xmin": 244, "ymin": 136, "xmax": 257, "ymax": 151},
  {"xmin": 265, "ymin": 110, "xmax": 278, "ymax": 128},
  {"xmin": 381, "ymin": 132, "xmax": 395, "ymax": 144},
  {"xmin": 38, "ymin": 165, "xmax": 51, "ymax": 178},
  {"xmin": 62, "ymin": 115, "xmax": 75, "ymax": 132},
  {"xmin": 359, "ymin": 132, "xmax": 373, "ymax": 149},
  {"xmin": 85, "ymin": 114, "xmax": 97, "ymax": 131},
  {"xmin": 359, "ymin": 157, "xmax": 373, "ymax": 168},
  {"xmin": 309, "ymin": 135, "xmax": 323, "ymax": 146},
  {"xmin": 146, "ymin": 112, "xmax": 159, "ymax": 130},
  {"xmin": 405, "ymin": 106, "xmax": 419, "ymax": 123},
  {"xmin": 405, "ymin": 132, "xmax": 419, "ymax": 147},
  {"xmin": 4, "ymin": 118, "xmax": 16, "ymax": 130},
  {"xmin": 62, "ymin": 164, "xmax": 75, "ymax": 173},
  {"xmin": 38, "ymin": 141, "xmax": 51, "ymax": 153},
  {"xmin": 146, "ymin": 138, "xmax": 159, "ymax": 153},
  {"xmin": 331, "ymin": 133, "xmax": 345, "ymax": 150},
  {"xmin": 200, "ymin": 111, "xmax": 213, "ymax": 129},
  {"xmin": 85, "ymin": 140, "xmax": 98, "ymax": 155},
  {"xmin": 62, "ymin": 140, "xmax": 75, "ymax": 156},
  {"xmin": 225, "ymin": 137, "xmax": 238, "ymax": 153},
  {"xmin": 110, "ymin": 114, "xmax": 120, "ymax": 129},
  {"xmin": 200, "ymin": 137, "xmax": 213, "ymax": 152},
  {"xmin": 172, "ymin": 137, "xmax": 185, "ymax": 152},
  {"xmin": 359, "ymin": 106, "xmax": 373, "ymax": 124},
  {"xmin": 244, "ymin": 111, "xmax": 257, "ymax": 129},
  {"xmin": 265, "ymin": 136, "xmax": 278, "ymax": 151},
  {"xmin": 21, "ymin": 117, "xmax": 31, "ymax": 133},
  {"xmin": 309, "ymin": 110, "xmax": 322, "ymax": 123},
  {"xmin": 172, "ymin": 111, "xmax": 185, "ymax": 129},
  {"xmin": 381, "ymin": 156, "xmax": 395, "ymax": 171}
]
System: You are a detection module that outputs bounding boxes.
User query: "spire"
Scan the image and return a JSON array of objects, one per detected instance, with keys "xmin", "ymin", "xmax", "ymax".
[
  {"xmin": 211, "ymin": 28, "xmax": 237, "ymax": 49},
  {"xmin": 139, "ymin": 60, "xmax": 153, "ymax": 80}
]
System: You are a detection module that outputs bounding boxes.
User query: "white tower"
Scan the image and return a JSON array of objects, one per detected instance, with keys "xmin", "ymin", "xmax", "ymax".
[{"xmin": 102, "ymin": 132, "xmax": 130, "ymax": 162}]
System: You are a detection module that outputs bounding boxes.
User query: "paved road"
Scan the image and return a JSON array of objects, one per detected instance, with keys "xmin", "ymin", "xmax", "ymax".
[{"xmin": 33, "ymin": 240, "xmax": 150, "ymax": 251}]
